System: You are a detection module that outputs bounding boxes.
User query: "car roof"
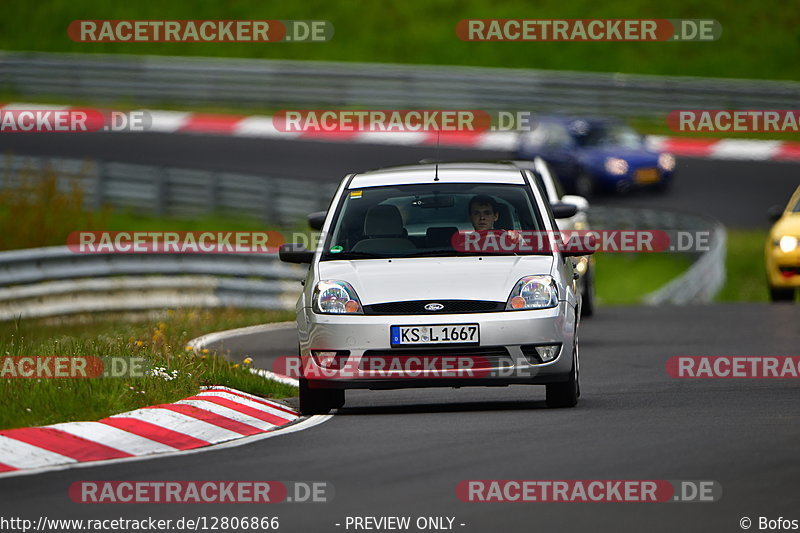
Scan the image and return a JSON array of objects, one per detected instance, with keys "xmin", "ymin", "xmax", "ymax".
[{"xmin": 349, "ymin": 162, "xmax": 528, "ymax": 188}]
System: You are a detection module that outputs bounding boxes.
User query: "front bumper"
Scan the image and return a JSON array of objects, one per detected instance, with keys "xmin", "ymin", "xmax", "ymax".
[
  {"xmin": 297, "ymin": 301, "xmax": 577, "ymax": 390},
  {"xmin": 766, "ymin": 246, "xmax": 800, "ymax": 288},
  {"xmin": 594, "ymin": 168, "xmax": 673, "ymax": 191}
]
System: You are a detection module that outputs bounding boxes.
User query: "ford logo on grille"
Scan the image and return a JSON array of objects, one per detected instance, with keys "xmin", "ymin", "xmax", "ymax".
[{"xmin": 424, "ymin": 303, "xmax": 445, "ymax": 311}]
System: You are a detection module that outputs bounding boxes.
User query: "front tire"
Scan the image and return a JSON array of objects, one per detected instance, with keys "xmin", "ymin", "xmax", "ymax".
[
  {"xmin": 769, "ymin": 286, "xmax": 795, "ymax": 302},
  {"xmin": 546, "ymin": 342, "xmax": 579, "ymax": 408},
  {"xmin": 299, "ymin": 379, "xmax": 344, "ymax": 415}
]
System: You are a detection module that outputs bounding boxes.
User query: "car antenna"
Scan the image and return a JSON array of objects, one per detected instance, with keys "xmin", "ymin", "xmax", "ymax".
[{"xmin": 434, "ymin": 129, "xmax": 440, "ymax": 181}]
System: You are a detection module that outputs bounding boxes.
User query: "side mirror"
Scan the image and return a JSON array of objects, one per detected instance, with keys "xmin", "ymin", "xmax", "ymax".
[
  {"xmin": 279, "ymin": 243, "xmax": 314, "ymax": 264},
  {"xmin": 560, "ymin": 194, "xmax": 589, "ymax": 211},
  {"xmin": 767, "ymin": 205, "xmax": 784, "ymax": 223},
  {"xmin": 551, "ymin": 203, "xmax": 578, "ymax": 219},
  {"xmin": 308, "ymin": 211, "xmax": 327, "ymax": 231}
]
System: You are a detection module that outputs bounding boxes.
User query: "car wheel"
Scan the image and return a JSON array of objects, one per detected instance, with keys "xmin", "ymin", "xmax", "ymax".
[
  {"xmin": 299, "ymin": 378, "xmax": 342, "ymax": 415},
  {"xmin": 580, "ymin": 265, "xmax": 595, "ymax": 318},
  {"xmin": 769, "ymin": 286, "xmax": 796, "ymax": 302},
  {"xmin": 575, "ymin": 173, "xmax": 594, "ymax": 198},
  {"xmin": 546, "ymin": 341, "xmax": 579, "ymax": 408}
]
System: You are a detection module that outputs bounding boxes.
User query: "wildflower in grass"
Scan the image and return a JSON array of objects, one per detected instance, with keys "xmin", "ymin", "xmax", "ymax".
[
  {"xmin": 243, "ymin": 357, "xmax": 253, "ymax": 365},
  {"xmin": 135, "ymin": 340, "xmax": 144, "ymax": 347},
  {"xmin": 146, "ymin": 366, "xmax": 180, "ymax": 381},
  {"xmin": 233, "ymin": 364, "xmax": 240, "ymax": 369},
  {"xmin": 185, "ymin": 345, "xmax": 193, "ymax": 352},
  {"xmin": 201, "ymin": 348, "xmax": 209, "ymax": 354}
]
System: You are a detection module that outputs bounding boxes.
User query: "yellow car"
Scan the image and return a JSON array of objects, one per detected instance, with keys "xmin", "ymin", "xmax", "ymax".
[{"xmin": 766, "ymin": 185, "xmax": 800, "ymax": 302}]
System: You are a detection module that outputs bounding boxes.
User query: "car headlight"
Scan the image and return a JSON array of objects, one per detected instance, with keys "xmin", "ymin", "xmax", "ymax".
[
  {"xmin": 604, "ymin": 157, "xmax": 629, "ymax": 176},
  {"xmin": 778, "ymin": 236, "xmax": 799, "ymax": 253},
  {"xmin": 658, "ymin": 153, "xmax": 676, "ymax": 171},
  {"xmin": 313, "ymin": 280, "xmax": 363, "ymax": 314},
  {"xmin": 574, "ymin": 257, "xmax": 588, "ymax": 275},
  {"xmin": 506, "ymin": 275, "xmax": 559, "ymax": 310}
]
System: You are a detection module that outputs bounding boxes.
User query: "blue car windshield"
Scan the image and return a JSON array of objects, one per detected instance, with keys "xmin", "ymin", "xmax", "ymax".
[{"xmin": 577, "ymin": 125, "xmax": 643, "ymax": 149}]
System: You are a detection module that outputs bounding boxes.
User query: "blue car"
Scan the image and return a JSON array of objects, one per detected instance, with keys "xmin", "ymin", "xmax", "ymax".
[{"xmin": 514, "ymin": 116, "xmax": 676, "ymax": 197}]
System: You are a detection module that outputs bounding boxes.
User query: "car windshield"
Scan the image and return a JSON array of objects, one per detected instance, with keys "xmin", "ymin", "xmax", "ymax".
[
  {"xmin": 321, "ymin": 182, "xmax": 546, "ymax": 260},
  {"xmin": 576, "ymin": 124, "xmax": 643, "ymax": 149}
]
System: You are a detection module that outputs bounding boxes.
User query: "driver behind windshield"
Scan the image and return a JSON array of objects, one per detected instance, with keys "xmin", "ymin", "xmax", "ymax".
[{"xmin": 468, "ymin": 195, "xmax": 500, "ymax": 230}]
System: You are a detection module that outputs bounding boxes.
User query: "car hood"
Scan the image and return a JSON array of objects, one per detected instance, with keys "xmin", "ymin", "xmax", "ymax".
[
  {"xmin": 316, "ymin": 255, "xmax": 554, "ymax": 304},
  {"xmin": 579, "ymin": 146, "xmax": 661, "ymax": 166}
]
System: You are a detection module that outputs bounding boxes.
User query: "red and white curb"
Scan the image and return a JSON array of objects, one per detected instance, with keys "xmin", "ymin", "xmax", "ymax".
[
  {"xmin": 0, "ymin": 386, "xmax": 308, "ymax": 478},
  {"xmin": 3, "ymin": 103, "xmax": 799, "ymax": 162}
]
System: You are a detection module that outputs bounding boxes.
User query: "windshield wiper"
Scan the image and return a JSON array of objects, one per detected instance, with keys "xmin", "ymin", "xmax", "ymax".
[{"xmin": 322, "ymin": 251, "xmax": 389, "ymax": 260}]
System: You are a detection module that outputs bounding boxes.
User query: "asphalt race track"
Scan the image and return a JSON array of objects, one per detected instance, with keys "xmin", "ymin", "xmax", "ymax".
[
  {"xmin": 1, "ymin": 304, "xmax": 798, "ymax": 532},
  {"xmin": 1, "ymin": 132, "xmax": 799, "ymax": 228}
]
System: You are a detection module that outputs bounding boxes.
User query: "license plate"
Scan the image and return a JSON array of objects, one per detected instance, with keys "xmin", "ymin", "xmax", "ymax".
[
  {"xmin": 391, "ymin": 324, "xmax": 479, "ymax": 345},
  {"xmin": 634, "ymin": 168, "xmax": 661, "ymax": 184}
]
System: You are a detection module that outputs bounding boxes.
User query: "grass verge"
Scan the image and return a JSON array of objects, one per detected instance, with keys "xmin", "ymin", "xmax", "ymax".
[
  {"xmin": 716, "ymin": 229, "xmax": 770, "ymax": 302},
  {"xmin": 0, "ymin": 308, "xmax": 297, "ymax": 431},
  {"xmin": 594, "ymin": 229, "xmax": 777, "ymax": 304},
  {"xmin": 0, "ymin": 0, "xmax": 798, "ymax": 81},
  {"xmin": 593, "ymin": 252, "xmax": 694, "ymax": 305}
]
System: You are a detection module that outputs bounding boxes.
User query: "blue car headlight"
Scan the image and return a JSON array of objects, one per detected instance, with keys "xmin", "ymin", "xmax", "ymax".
[
  {"xmin": 658, "ymin": 153, "xmax": 676, "ymax": 171},
  {"xmin": 604, "ymin": 157, "xmax": 629, "ymax": 176}
]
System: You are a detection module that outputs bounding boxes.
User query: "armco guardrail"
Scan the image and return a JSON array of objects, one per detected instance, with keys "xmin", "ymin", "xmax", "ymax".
[
  {"xmin": 2, "ymin": 154, "xmax": 337, "ymax": 226},
  {"xmin": 2, "ymin": 51, "xmax": 799, "ymax": 117},
  {"xmin": 587, "ymin": 206, "xmax": 727, "ymax": 304},
  {"xmin": 0, "ymin": 246, "xmax": 306, "ymax": 320}
]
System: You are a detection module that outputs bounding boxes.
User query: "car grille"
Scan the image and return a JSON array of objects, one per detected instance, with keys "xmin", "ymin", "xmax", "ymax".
[
  {"xmin": 360, "ymin": 346, "xmax": 514, "ymax": 369},
  {"xmin": 363, "ymin": 300, "xmax": 505, "ymax": 315}
]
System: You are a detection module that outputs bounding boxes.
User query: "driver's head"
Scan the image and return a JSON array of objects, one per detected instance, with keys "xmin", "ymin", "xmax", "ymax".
[{"xmin": 468, "ymin": 195, "xmax": 500, "ymax": 230}]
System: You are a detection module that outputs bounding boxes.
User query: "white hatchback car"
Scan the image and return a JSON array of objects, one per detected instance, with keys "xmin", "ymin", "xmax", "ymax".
[{"xmin": 279, "ymin": 162, "xmax": 591, "ymax": 414}]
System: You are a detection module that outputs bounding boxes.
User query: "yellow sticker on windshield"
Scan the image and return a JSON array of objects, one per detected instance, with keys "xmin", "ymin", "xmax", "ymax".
[{"xmin": 350, "ymin": 190, "xmax": 362, "ymax": 199}]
